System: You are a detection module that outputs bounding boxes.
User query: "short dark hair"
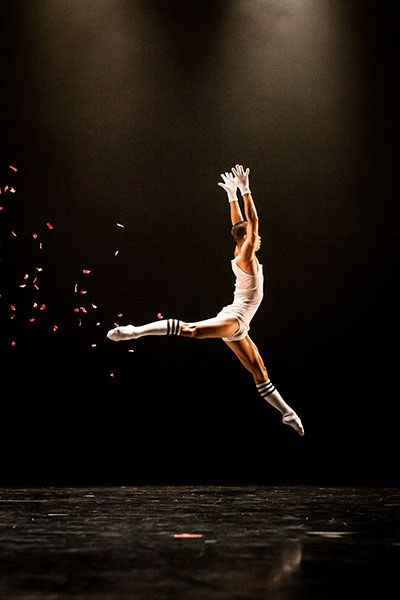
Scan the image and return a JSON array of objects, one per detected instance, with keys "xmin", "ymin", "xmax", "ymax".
[{"xmin": 231, "ymin": 220, "xmax": 248, "ymax": 244}]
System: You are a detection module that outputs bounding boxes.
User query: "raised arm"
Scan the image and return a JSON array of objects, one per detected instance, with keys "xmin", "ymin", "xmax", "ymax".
[
  {"xmin": 218, "ymin": 171, "xmax": 244, "ymax": 226},
  {"xmin": 232, "ymin": 165, "xmax": 259, "ymax": 239},
  {"xmin": 230, "ymin": 165, "xmax": 261, "ymax": 270}
]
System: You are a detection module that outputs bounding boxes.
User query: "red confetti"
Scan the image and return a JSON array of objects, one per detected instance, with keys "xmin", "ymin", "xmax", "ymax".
[
  {"xmin": 10, "ymin": 187, "xmax": 16, "ymax": 193},
  {"xmin": 110, "ymin": 373, "xmax": 115, "ymax": 378},
  {"xmin": 11, "ymin": 230, "xmax": 17, "ymax": 237},
  {"xmin": 117, "ymin": 313, "xmax": 123, "ymax": 317},
  {"xmin": 46, "ymin": 222, "xmax": 53, "ymax": 230},
  {"xmin": 9, "ymin": 165, "xmax": 18, "ymax": 172},
  {"xmin": 10, "ymin": 305, "xmax": 16, "ymax": 311},
  {"xmin": 0, "ymin": 207, "xmax": 4, "ymax": 211},
  {"xmin": 33, "ymin": 233, "xmax": 38, "ymax": 239},
  {"xmin": 92, "ymin": 303, "xmax": 97, "ymax": 309},
  {"xmin": 128, "ymin": 349, "xmax": 134, "ymax": 353},
  {"xmin": 53, "ymin": 325, "xmax": 58, "ymax": 332},
  {"xmin": 80, "ymin": 290, "xmax": 87, "ymax": 295},
  {"xmin": 11, "ymin": 341, "xmax": 17, "ymax": 347},
  {"xmin": 5, "ymin": 186, "xmax": 9, "ymax": 192},
  {"xmin": 29, "ymin": 318, "xmax": 35, "ymax": 323},
  {"xmin": 24, "ymin": 274, "xmax": 29, "ymax": 280},
  {"xmin": 114, "ymin": 322, "xmax": 119, "ymax": 327},
  {"xmin": 83, "ymin": 269, "xmax": 91, "ymax": 274},
  {"xmin": 174, "ymin": 534, "xmax": 203, "ymax": 539},
  {"xmin": 74, "ymin": 284, "xmax": 78, "ymax": 293},
  {"xmin": 80, "ymin": 307, "xmax": 87, "ymax": 313},
  {"xmin": 74, "ymin": 308, "xmax": 79, "ymax": 313},
  {"xmin": 157, "ymin": 313, "xmax": 163, "ymax": 319},
  {"xmin": 33, "ymin": 303, "xmax": 38, "ymax": 308},
  {"xmin": 114, "ymin": 250, "xmax": 119, "ymax": 256},
  {"xmin": 40, "ymin": 304, "xmax": 46, "ymax": 310}
]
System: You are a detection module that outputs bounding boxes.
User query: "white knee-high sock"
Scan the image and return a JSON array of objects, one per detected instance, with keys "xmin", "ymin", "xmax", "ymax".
[
  {"xmin": 256, "ymin": 380, "xmax": 292, "ymax": 414},
  {"xmin": 134, "ymin": 318, "xmax": 182, "ymax": 338},
  {"xmin": 256, "ymin": 379, "xmax": 304, "ymax": 436},
  {"xmin": 107, "ymin": 319, "xmax": 182, "ymax": 341}
]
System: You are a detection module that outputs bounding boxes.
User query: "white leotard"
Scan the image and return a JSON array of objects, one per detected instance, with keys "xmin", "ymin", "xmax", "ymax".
[{"xmin": 217, "ymin": 256, "xmax": 264, "ymax": 341}]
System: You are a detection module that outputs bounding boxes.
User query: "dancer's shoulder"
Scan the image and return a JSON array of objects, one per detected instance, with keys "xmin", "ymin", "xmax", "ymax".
[{"xmin": 235, "ymin": 255, "xmax": 260, "ymax": 276}]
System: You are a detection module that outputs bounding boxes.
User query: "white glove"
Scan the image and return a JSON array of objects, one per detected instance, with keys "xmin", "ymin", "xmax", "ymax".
[
  {"xmin": 218, "ymin": 171, "xmax": 238, "ymax": 203},
  {"xmin": 232, "ymin": 164, "xmax": 251, "ymax": 195}
]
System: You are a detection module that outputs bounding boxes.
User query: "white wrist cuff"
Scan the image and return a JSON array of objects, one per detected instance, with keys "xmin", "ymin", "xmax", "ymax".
[
  {"xmin": 228, "ymin": 197, "xmax": 239, "ymax": 203},
  {"xmin": 241, "ymin": 188, "xmax": 251, "ymax": 195}
]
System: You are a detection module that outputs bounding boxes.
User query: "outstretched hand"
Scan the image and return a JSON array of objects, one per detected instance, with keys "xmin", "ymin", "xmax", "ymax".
[
  {"xmin": 218, "ymin": 171, "xmax": 238, "ymax": 202},
  {"xmin": 232, "ymin": 164, "xmax": 250, "ymax": 195}
]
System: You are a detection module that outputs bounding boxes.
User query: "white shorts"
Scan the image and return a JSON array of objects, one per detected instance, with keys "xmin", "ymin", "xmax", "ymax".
[{"xmin": 216, "ymin": 306, "xmax": 250, "ymax": 342}]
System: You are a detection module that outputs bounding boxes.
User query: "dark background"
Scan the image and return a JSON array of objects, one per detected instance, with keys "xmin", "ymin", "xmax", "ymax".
[{"xmin": 1, "ymin": 0, "xmax": 397, "ymax": 485}]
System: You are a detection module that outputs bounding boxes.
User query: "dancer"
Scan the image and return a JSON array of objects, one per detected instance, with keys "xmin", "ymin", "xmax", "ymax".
[{"xmin": 107, "ymin": 165, "xmax": 304, "ymax": 435}]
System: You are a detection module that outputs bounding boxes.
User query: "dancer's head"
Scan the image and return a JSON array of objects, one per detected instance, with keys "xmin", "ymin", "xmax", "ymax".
[
  {"xmin": 231, "ymin": 221, "xmax": 261, "ymax": 252},
  {"xmin": 231, "ymin": 221, "xmax": 248, "ymax": 244}
]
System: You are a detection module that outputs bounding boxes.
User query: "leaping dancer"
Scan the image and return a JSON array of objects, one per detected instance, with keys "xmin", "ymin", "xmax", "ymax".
[{"xmin": 107, "ymin": 165, "xmax": 304, "ymax": 436}]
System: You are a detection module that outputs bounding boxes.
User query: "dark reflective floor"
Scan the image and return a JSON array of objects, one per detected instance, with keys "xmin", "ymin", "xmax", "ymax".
[{"xmin": 0, "ymin": 486, "xmax": 398, "ymax": 599}]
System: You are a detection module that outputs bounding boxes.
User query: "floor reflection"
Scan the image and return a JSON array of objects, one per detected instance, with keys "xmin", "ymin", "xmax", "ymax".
[{"xmin": 271, "ymin": 539, "xmax": 303, "ymax": 587}]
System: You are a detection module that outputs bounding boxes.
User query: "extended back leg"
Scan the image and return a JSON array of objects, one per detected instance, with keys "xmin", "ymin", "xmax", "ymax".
[{"xmin": 224, "ymin": 336, "xmax": 304, "ymax": 436}]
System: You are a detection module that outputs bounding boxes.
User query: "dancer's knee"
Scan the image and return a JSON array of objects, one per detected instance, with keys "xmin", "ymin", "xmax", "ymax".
[{"xmin": 180, "ymin": 323, "xmax": 200, "ymax": 338}]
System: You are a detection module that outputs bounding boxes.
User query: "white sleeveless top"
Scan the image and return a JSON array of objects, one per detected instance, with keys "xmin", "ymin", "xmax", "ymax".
[{"xmin": 218, "ymin": 257, "xmax": 264, "ymax": 328}]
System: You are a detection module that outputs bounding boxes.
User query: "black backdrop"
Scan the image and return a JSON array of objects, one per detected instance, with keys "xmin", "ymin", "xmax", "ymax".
[{"xmin": 1, "ymin": 0, "xmax": 397, "ymax": 485}]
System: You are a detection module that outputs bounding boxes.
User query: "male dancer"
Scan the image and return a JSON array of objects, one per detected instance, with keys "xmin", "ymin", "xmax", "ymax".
[{"xmin": 107, "ymin": 165, "xmax": 304, "ymax": 435}]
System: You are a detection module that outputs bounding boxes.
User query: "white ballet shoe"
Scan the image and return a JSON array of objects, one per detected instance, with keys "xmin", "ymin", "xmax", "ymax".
[
  {"xmin": 107, "ymin": 325, "xmax": 136, "ymax": 341},
  {"xmin": 282, "ymin": 411, "xmax": 304, "ymax": 436}
]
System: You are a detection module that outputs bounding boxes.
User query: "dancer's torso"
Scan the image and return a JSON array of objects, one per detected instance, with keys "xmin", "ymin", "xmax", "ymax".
[{"xmin": 230, "ymin": 256, "xmax": 264, "ymax": 310}]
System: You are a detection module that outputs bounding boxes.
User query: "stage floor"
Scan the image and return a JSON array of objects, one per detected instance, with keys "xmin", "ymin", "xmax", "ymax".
[{"xmin": 0, "ymin": 485, "xmax": 398, "ymax": 599}]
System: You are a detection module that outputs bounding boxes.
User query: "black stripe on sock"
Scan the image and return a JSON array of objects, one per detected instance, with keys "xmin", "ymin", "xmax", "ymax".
[
  {"xmin": 258, "ymin": 381, "xmax": 272, "ymax": 388},
  {"xmin": 258, "ymin": 383, "xmax": 276, "ymax": 395},
  {"xmin": 167, "ymin": 319, "xmax": 181, "ymax": 335},
  {"xmin": 257, "ymin": 382, "xmax": 273, "ymax": 393},
  {"xmin": 262, "ymin": 387, "xmax": 276, "ymax": 397}
]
